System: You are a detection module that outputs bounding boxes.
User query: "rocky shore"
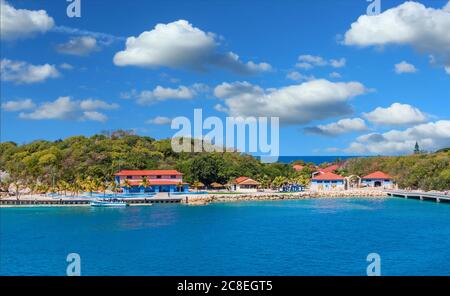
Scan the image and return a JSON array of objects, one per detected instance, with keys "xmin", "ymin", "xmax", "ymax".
[{"xmin": 183, "ymin": 189, "xmax": 389, "ymax": 205}]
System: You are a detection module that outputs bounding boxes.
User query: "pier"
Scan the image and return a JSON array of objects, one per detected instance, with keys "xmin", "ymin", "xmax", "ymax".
[
  {"xmin": 0, "ymin": 196, "xmax": 183, "ymax": 207},
  {"xmin": 385, "ymin": 190, "xmax": 450, "ymax": 203}
]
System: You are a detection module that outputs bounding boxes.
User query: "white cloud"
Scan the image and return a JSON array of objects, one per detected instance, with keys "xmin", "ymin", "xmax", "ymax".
[
  {"xmin": 119, "ymin": 89, "xmax": 138, "ymax": 100},
  {"xmin": 51, "ymin": 25, "xmax": 125, "ymax": 46},
  {"xmin": 146, "ymin": 116, "xmax": 172, "ymax": 125},
  {"xmin": 295, "ymin": 62, "xmax": 314, "ymax": 70},
  {"xmin": 286, "ymin": 71, "xmax": 315, "ymax": 81},
  {"xmin": 123, "ymin": 83, "xmax": 210, "ymax": 105},
  {"xmin": 363, "ymin": 103, "xmax": 427, "ymax": 126},
  {"xmin": 345, "ymin": 120, "xmax": 450, "ymax": 154},
  {"xmin": 56, "ymin": 36, "xmax": 99, "ymax": 56},
  {"xmin": 59, "ymin": 63, "xmax": 74, "ymax": 70},
  {"xmin": 18, "ymin": 96, "xmax": 117, "ymax": 122},
  {"xmin": 298, "ymin": 55, "xmax": 327, "ymax": 66},
  {"xmin": 82, "ymin": 111, "xmax": 108, "ymax": 122},
  {"xmin": 214, "ymin": 79, "xmax": 368, "ymax": 124},
  {"xmin": 296, "ymin": 55, "xmax": 346, "ymax": 69},
  {"xmin": 214, "ymin": 103, "xmax": 228, "ymax": 113},
  {"xmin": 445, "ymin": 66, "xmax": 450, "ymax": 74},
  {"xmin": 113, "ymin": 20, "xmax": 271, "ymax": 75},
  {"xmin": 0, "ymin": 0, "xmax": 54, "ymax": 40},
  {"xmin": 1, "ymin": 59, "xmax": 59, "ymax": 84},
  {"xmin": 137, "ymin": 85, "xmax": 196, "ymax": 105},
  {"xmin": 329, "ymin": 72, "xmax": 342, "ymax": 78},
  {"xmin": 395, "ymin": 61, "xmax": 417, "ymax": 74},
  {"xmin": 343, "ymin": 1, "xmax": 450, "ymax": 72},
  {"xmin": 330, "ymin": 58, "xmax": 346, "ymax": 68},
  {"xmin": 1, "ymin": 99, "xmax": 35, "ymax": 112},
  {"xmin": 305, "ymin": 118, "xmax": 368, "ymax": 136},
  {"xmin": 79, "ymin": 99, "xmax": 118, "ymax": 110}
]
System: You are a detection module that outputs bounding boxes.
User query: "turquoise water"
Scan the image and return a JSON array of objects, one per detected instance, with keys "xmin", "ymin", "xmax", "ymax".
[{"xmin": 1, "ymin": 198, "xmax": 450, "ymax": 275}]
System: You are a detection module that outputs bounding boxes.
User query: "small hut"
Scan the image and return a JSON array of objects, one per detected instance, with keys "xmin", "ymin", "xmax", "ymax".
[
  {"xmin": 209, "ymin": 182, "xmax": 225, "ymax": 190},
  {"xmin": 191, "ymin": 181, "xmax": 205, "ymax": 191}
]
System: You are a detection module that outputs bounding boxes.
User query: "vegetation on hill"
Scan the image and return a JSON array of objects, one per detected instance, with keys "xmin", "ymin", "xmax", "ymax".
[
  {"xmin": 0, "ymin": 131, "xmax": 309, "ymax": 193},
  {"xmin": 342, "ymin": 151, "xmax": 450, "ymax": 191},
  {"xmin": 0, "ymin": 131, "xmax": 448, "ymax": 193}
]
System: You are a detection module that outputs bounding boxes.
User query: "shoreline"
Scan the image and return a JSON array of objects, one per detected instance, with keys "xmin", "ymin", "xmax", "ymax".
[
  {"xmin": 0, "ymin": 189, "xmax": 389, "ymax": 208},
  {"xmin": 184, "ymin": 189, "xmax": 389, "ymax": 205}
]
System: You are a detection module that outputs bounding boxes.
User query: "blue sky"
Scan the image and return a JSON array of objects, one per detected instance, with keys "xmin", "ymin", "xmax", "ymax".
[{"xmin": 1, "ymin": 0, "xmax": 449, "ymax": 156}]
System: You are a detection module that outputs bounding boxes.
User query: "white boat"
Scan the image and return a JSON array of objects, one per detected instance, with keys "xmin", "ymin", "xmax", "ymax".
[{"xmin": 90, "ymin": 199, "xmax": 129, "ymax": 207}]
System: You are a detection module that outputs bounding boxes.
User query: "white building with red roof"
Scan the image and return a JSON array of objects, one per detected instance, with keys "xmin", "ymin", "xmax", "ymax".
[
  {"xmin": 114, "ymin": 170, "xmax": 188, "ymax": 193},
  {"xmin": 310, "ymin": 172, "xmax": 345, "ymax": 191},
  {"xmin": 228, "ymin": 176, "xmax": 261, "ymax": 192},
  {"xmin": 311, "ymin": 164, "xmax": 340, "ymax": 177},
  {"xmin": 361, "ymin": 171, "xmax": 394, "ymax": 189}
]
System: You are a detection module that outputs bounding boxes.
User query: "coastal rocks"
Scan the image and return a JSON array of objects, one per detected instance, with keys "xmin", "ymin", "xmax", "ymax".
[{"xmin": 184, "ymin": 189, "xmax": 388, "ymax": 205}]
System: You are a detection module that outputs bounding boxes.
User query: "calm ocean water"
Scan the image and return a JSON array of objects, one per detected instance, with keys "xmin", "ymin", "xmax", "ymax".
[{"xmin": 1, "ymin": 198, "xmax": 450, "ymax": 275}]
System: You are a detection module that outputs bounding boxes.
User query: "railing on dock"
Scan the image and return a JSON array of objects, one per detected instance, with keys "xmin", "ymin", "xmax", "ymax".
[
  {"xmin": 385, "ymin": 190, "xmax": 450, "ymax": 203},
  {"xmin": 0, "ymin": 197, "xmax": 183, "ymax": 206}
]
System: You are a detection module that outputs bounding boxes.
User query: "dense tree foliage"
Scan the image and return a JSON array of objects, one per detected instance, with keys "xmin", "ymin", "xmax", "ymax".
[
  {"xmin": 0, "ymin": 132, "xmax": 298, "ymax": 190},
  {"xmin": 0, "ymin": 131, "xmax": 448, "ymax": 192},
  {"xmin": 344, "ymin": 151, "xmax": 450, "ymax": 191}
]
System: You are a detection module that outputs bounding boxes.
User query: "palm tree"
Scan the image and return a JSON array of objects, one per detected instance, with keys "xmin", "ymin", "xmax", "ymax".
[
  {"xmin": 140, "ymin": 176, "xmax": 149, "ymax": 192},
  {"xmin": 191, "ymin": 181, "xmax": 203, "ymax": 192},
  {"xmin": 97, "ymin": 180, "xmax": 108, "ymax": 197},
  {"xmin": 83, "ymin": 177, "xmax": 96, "ymax": 197},
  {"xmin": 57, "ymin": 180, "xmax": 70, "ymax": 196},
  {"xmin": 122, "ymin": 178, "xmax": 132, "ymax": 193},
  {"xmin": 176, "ymin": 181, "xmax": 184, "ymax": 192},
  {"xmin": 257, "ymin": 175, "xmax": 272, "ymax": 189},
  {"xmin": 271, "ymin": 176, "xmax": 287, "ymax": 190},
  {"xmin": 73, "ymin": 178, "xmax": 83, "ymax": 197},
  {"xmin": 108, "ymin": 181, "xmax": 119, "ymax": 197},
  {"xmin": 37, "ymin": 183, "xmax": 50, "ymax": 195}
]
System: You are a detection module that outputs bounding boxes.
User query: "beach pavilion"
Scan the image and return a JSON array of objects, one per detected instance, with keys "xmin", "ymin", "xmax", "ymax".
[
  {"xmin": 228, "ymin": 177, "xmax": 261, "ymax": 192},
  {"xmin": 310, "ymin": 172, "xmax": 346, "ymax": 191},
  {"xmin": 361, "ymin": 171, "xmax": 395, "ymax": 189}
]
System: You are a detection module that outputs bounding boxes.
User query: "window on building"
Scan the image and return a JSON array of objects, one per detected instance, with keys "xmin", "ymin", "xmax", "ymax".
[{"xmin": 171, "ymin": 175, "xmax": 176, "ymax": 179}]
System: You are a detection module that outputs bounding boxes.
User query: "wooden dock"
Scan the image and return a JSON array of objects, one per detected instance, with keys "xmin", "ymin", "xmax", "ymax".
[
  {"xmin": 0, "ymin": 197, "xmax": 183, "ymax": 207},
  {"xmin": 385, "ymin": 190, "xmax": 450, "ymax": 203}
]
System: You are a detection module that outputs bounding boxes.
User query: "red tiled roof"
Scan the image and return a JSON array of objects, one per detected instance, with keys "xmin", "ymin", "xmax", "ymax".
[
  {"xmin": 293, "ymin": 165, "xmax": 304, "ymax": 171},
  {"xmin": 239, "ymin": 178, "xmax": 260, "ymax": 186},
  {"xmin": 319, "ymin": 165, "xmax": 339, "ymax": 173},
  {"xmin": 312, "ymin": 172, "xmax": 344, "ymax": 181},
  {"xmin": 362, "ymin": 171, "xmax": 392, "ymax": 180},
  {"xmin": 125, "ymin": 180, "xmax": 187, "ymax": 186},
  {"xmin": 235, "ymin": 176, "xmax": 249, "ymax": 184},
  {"xmin": 115, "ymin": 170, "xmax": 183, "ymax": 176}
]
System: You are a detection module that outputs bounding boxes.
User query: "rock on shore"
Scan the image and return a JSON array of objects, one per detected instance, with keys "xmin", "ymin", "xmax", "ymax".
[{"xmin": 184, "ymin": 190, "xmax": 388, "ymax": 205}]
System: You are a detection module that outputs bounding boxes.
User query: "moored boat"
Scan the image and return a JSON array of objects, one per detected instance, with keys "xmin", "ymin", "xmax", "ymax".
[{"xmin": 90, "ymin": 199, "xmax": 129, "ymax": 207}]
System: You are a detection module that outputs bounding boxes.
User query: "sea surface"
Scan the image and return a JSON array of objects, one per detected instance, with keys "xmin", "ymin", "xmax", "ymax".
[{"xmin": 1, "ymin": 198, "xmax": 450, "ymax": 275}]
